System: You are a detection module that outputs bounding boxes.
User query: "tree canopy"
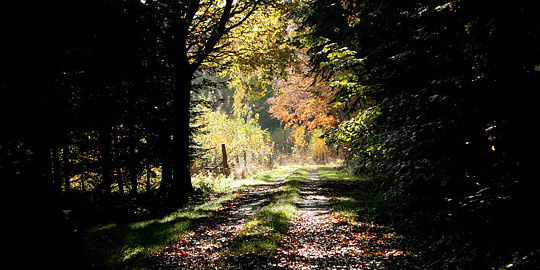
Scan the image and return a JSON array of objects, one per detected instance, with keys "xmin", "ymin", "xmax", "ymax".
[{"xmin": 2, "ymin": 1, "xmax": 539, "ymax": 268}]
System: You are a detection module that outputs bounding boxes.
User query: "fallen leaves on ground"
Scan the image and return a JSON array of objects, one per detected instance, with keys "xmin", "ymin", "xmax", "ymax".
[
  {"xmin": 151, "ymin": 171, "xmax": 292, "ymax": 269},
  {"xmin": 151, "ymin": 168, "xmax": 417, "ymax": 269},
  {"xmin": 274, "ymin": 212, "xmax": 415, "ymax": 269}
]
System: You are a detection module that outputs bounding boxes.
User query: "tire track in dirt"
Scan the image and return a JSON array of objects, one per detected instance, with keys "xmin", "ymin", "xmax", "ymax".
[
  {"xmin": 152, "ymin": 167, "xmax": 416, "ymax": 269},
  {"xmin": 295, "ymin": 167, "xmax": 332, "ymax": 216},
  {"xmin": 275, "ymin": 167, "xmax": 415, "ymax": 269},
  {"xmin": 151, "ymin": 169, "xmax": 296, "ymax": 269}
]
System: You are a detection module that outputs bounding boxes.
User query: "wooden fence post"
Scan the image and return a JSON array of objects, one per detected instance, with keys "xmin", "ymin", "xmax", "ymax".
[{"xmin": 221, "ymin": 143, "xmax": 230, "ymax": 176}]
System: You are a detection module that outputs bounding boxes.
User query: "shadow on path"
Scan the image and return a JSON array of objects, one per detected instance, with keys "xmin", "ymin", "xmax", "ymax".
[
  {"xmin": 275, "ymin": 167, "xmax": 417, "ymax": 269},
  {"xmin": 295, "ymin": 167, "xmax": 332, "ymax": 216},
  {"xmin": 151, "ymin": 169, "xmax": 295, "ymax": 269}
]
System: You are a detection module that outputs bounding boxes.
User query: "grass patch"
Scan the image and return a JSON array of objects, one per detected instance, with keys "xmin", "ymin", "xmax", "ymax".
[
  {"xmin": 317, "ymin": 166, "xmax": 364, "ymax": 182},
  {"xmin": 252, "ymin": 166, "xmax": 297, "ymax": 185},
  {"xmin": 84, "ymin": 167, "xmax": 294, "ymax": 269},
  {"xmin": 318, "ymin": 166, "xmax": 398, "ymax": 225},
  {"xmin": 226, "ymin": 167, "xmax": 307, "ymax": 257},
  {"xmin": 191, "ymin": 166, "xmax": 295, "ymax": 194},
  {"xmin": 84, "ymin": 193, "xmax": 234, "ymax": 269}
]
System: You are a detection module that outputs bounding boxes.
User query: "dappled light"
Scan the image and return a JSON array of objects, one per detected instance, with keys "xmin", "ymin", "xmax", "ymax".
[
  {"xmin": 2, "ymin": 0, "xmax": 537, "ymax": 269},
  {"xmin": 277, "ymin": 213, "xmax": 413, "ymax": 269}
]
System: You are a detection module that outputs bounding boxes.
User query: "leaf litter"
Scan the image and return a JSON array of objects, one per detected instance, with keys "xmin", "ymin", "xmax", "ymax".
[{"xmin": 150, "ymin": 168, "xmax": 417, "ymax": 269}]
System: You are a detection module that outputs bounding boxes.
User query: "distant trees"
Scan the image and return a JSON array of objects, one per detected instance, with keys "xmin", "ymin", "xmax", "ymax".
[
  {"xmin": 267, "ymin": 54, "xmax": 341, "ymax": 163},
  {"xmin": 195, "ymin": 110, "xmax": 273, "ymax": 176},
  {"xmin": 267, "ymin": 58, "xmax": 342, "ymax": 131}
]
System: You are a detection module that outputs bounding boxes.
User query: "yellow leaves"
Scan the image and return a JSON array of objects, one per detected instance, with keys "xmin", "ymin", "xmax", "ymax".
[
  {"xmin": 310, "ymin": 131, "xmax": 328, "ymax": 158},
  {"xmin": 342, "ymin": 0, "xmax": 361, "ymax": 10},
  {"xmin": 291, "ymin": 128, "xmax": 307, "ymax": 152},
  {"xmin": 222, "ymin": 5, "xmax": 297, "ymax": 96},
  {"xmin": 196, "ymin": 110, "xmax": 273, "ymax": 164}
]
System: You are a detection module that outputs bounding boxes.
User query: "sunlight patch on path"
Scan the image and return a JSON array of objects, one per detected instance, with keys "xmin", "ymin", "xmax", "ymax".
[
  {"xmin": 295, "ymin": 167, "xmax": 331, "ymax": 216},
  {"xmin": 276, "ymin": 167, "xmax": 414, "ymax": 269},
  {"xmin": 152, "ymin": 168, "xmax": 296, "ymax": 269}
]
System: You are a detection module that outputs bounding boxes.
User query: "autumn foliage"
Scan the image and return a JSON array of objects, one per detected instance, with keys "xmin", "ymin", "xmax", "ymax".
[
  {"xmin": 268, "ymin": 57, "xmax": 342, "ymax": 132},
  {"xmin": 195, "ymin": 110, "xmax": 273, "ymax": 175}
]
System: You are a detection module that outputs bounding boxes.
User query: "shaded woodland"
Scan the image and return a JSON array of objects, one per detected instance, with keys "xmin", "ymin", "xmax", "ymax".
[
  {"xmin": 301, "ymin": 0, "xmax": 539, "ymax": 268},
  {"xmin": 1, "ymin": 0, "xmax": 539, "ymax": 269}
]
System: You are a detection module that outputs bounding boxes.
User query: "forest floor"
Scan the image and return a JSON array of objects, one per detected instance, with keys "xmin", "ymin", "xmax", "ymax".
[{"xmin": 148, "ymin": 166, "xmax": 419, "ymax": 269}]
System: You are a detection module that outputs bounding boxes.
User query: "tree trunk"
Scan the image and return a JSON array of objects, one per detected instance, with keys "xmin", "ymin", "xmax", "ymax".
[
  {"xmin": 113, "ymin": 126, "xmax": 124, "ymax": 196},
  {"xmin": 171, "ymin": 69, "xmax": 194, "ymax": 200},
  {"xmin": 51, "ymin": 145, "xmax": 62, "ymax": 196},
  {"xmin": 99, "ymin": 126, "xmax": 112, "ymax": 199},
  {"xmin": 129, "ymin": 145, "xmax": 138, "ymax": 197},
  {"xmin": 160, "ymin": 125, "xmax": 173, "ymax": 193},
  {"xmin": 62, "ymin": 143, "xmax": 71, "ymax": 195},
  {"xmin": 116, "ymin": 166, "xmax": 124, "ymax": 195},
  {"xmin": 167, "ymin": 0, "xmax": 238, "ymax": 201},
  {"xmin": 146, "ymin": 161, "xmax": 152, "ymax": 193}
]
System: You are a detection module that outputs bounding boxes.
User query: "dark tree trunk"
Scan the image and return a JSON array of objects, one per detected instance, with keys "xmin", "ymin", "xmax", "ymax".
[
  {"xmin": 62, "ymin": 143, "xmax": 71, "ymax": 195},
  {"xmin": 51, "ymin": 145, "xmax": 62, "ymax": 196},
  {"xmin": 129, "ymin": 144, "xmax": 138, "ymax": 197},
  {"xmin": 116, "ymin": 165, "xmax": 124, "ymax": 195},
  {"xmin": 168, "ymin": 5, "xmax": 196, "ymax": 201},
  {"xmin": 160, "ymin": 126, "xmax": 173, "ymax": 193},
  {"xmin": 146, "ymin": 161, "xmax": 152, "ymax": 192},
  {"xmin": 99, "ymin": 126, "xmax": 112, "ymax": 199},
  {"xmin": 113, "ymin": 126, "xmax": 124, "ymax": 196},
  {"xmin": 166, "ymin": 0, "xmax": 238, "ymax": 201},
  {"xmin": 171, "ymin": 69, "xmax": 194, "ymax": 200},
  {"xmin": 221, "ymin": 143, "xmax": 230, "ymax": 176}
]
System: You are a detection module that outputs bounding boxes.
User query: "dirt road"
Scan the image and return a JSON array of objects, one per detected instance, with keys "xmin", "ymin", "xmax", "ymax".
[{"xmin": 152, "ymin": 167, "xmax": 415, "ymax": 269}]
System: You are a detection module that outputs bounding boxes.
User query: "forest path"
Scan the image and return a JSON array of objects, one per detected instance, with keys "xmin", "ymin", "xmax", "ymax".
[
  {"xmin": 295, "ymin": 167, "xmax": 332, "ymax": 216},
  {"xmin": 276, "ymin": 167, "xmax": 416, "ymax": 269},
  {"xmin": 152, "ymin": 168, "xmax": 297, "ymax": 269},
  {"xmin": 151, "ymin": 166, "xmax": 415, "ymax": 269}
]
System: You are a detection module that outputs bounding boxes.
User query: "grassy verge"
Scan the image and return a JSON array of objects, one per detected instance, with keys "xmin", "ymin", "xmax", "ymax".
[
  {"xmin": 191, "ymin": 166, "xmax": 294, "ymax": 194},
  {"xmin": 226, "ymin": 167, "xmax": 308, "ymax": 257},
  {"xmin": 84, "ymin": 166, "xmax": 294, "ymax": 269},
  {"xmin": 317, "ymin": 166, "xmax": 399, "ymax": 225},
  {"xmin": 84, "ymin": 194, "xmax": 234, "ymax": 269}
]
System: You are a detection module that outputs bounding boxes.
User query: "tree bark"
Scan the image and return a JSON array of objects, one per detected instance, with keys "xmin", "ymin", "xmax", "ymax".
[
  {"xmin": 171, "ymin": 68, "xmax": 194, "ymax": 200},
  {"xmin": 116, "ymin": 165, "xmax": 124, "ymax": 196},
  {"xmin": 99, "ymin": 126, "xmax": 112, "ymax": 199},
  {"xmin": 146, "ymin": 161, "xmax": 152, "ymax": 192},
  {"xmin": 114, "ymin": 129, "xmax": 124, "ymax": 195},
  {"xmin": 129, "ymin": 144, "xmax": 138, "ymax": 197},
  {"xmin": 160, "ymin": 126, "xmax": 173, "ymax": 193},
  {"xmin": 51, "ymin": 145, "xmax": 62, "ymax": 196},
  {"xmin": 166, "ymin": 0, "xmax": 253, "ymax": 201},
  {"xmin": 62, "ymin": 143, "xmax": 71, "ymax": 195}
]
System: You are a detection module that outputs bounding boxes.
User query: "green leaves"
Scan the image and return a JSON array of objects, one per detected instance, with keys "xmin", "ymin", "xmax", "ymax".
[{"xmin": 298, "ymin": 0, "xmax": 540, "ymax": 268}]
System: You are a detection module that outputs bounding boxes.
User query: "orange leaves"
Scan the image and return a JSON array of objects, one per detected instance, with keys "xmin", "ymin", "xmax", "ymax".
[{"xmin": 268, "ymin": 55, "xmax": 342, "ymax": 133}]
